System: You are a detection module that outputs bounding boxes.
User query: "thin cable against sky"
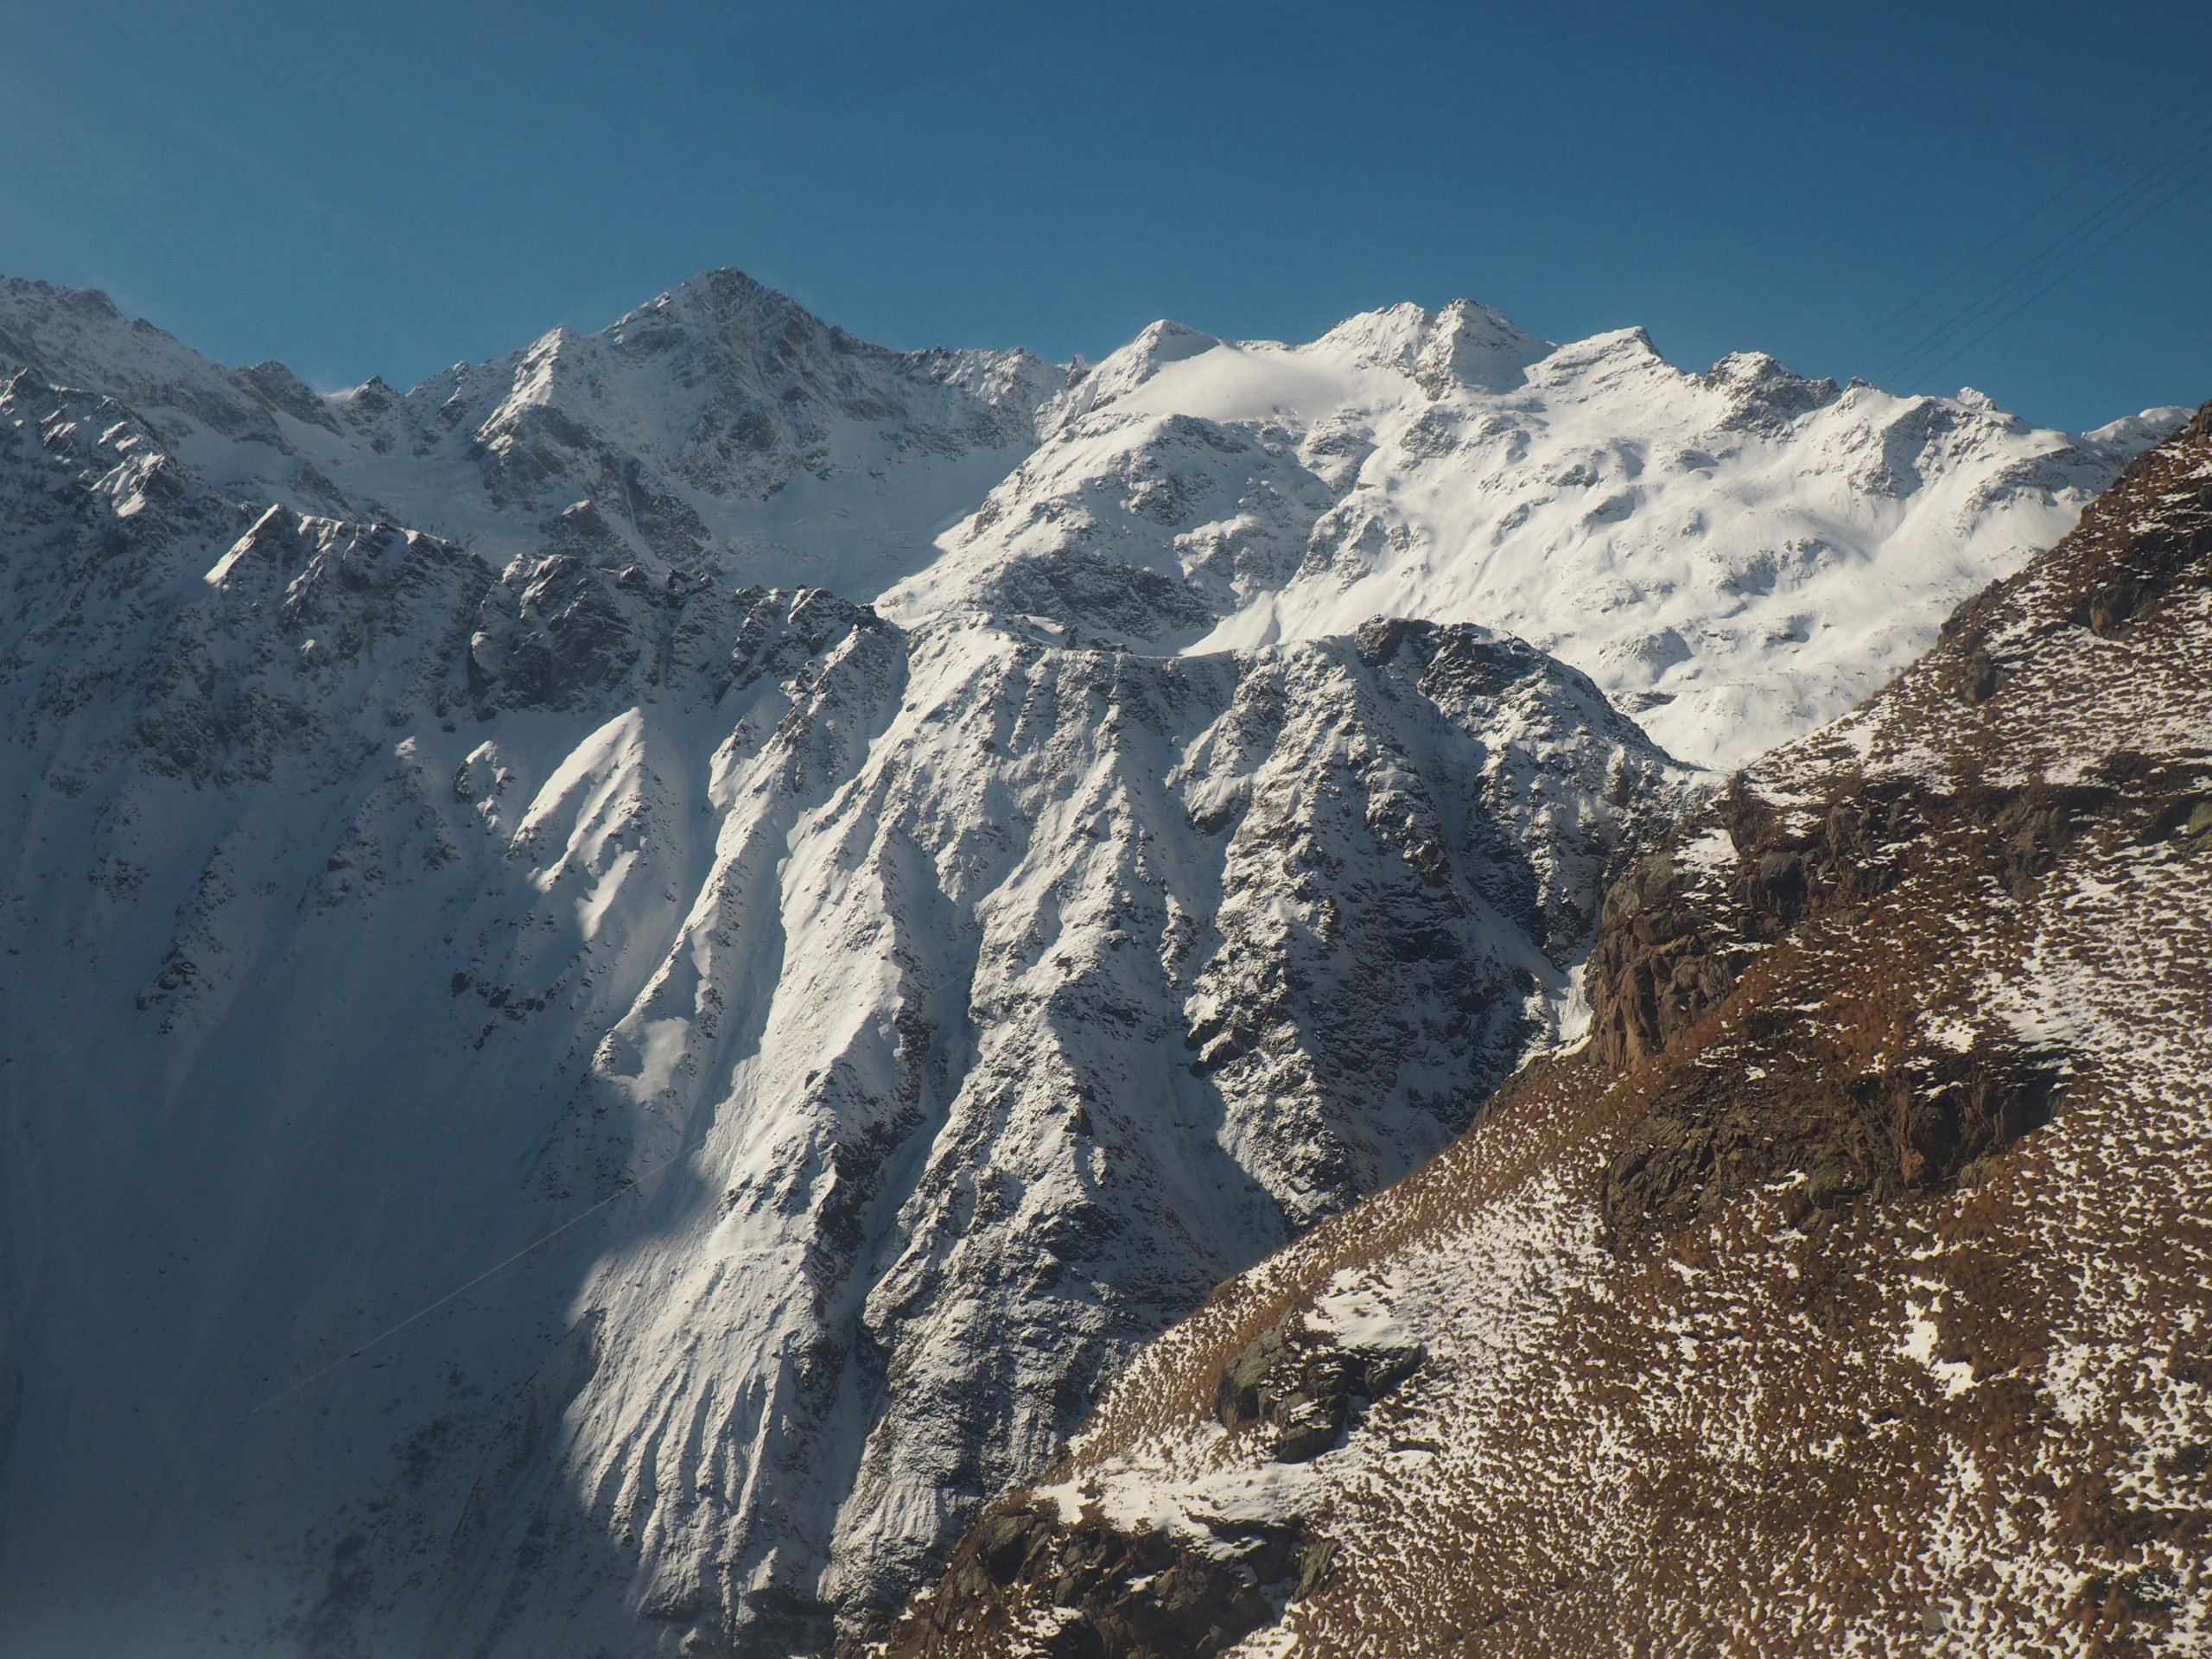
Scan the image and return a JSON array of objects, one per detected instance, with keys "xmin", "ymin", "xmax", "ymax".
[{"xmin": 1870, "ymin": 111, "xmax": 2212, "ymax": 392}]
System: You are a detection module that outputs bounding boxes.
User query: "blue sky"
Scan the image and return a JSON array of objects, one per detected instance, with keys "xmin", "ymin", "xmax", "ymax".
[{"xmin": 2, "ymin": 0, "xmax": 2208, "ymax": 430}]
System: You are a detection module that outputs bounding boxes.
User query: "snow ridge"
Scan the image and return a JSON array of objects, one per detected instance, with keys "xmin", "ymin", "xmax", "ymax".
[
  {"xmin": 882, "ymin": 306, "xmax": 2182, "ymax": 768},
  {"xmin": 0, "ymin": 269, "xmax": 2179, "ymax": 1657},
  {"xmin": 0, "ymin": 353, "xmax": 1675, "ymax": 1656}
]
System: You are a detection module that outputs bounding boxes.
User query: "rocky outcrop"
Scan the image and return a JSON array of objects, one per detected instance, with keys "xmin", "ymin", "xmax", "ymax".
[
  {"xmin": 1582, "ymin": 412, "xmax": 2212, "ymax": 1239},
  {"xmin": 1600, "ymin": 1026, "xmax": 2066, "ymax": 1245},
  {"xmin": 907, "ymin": 1503, "xmax": 1326, "ymax": 1659},
  {"xmin": 871, "ymin": 402, "xmax": 2212, "ymax": 1659},
  {"xmin": 869, "ymin": 1302, "xmax": 1418, "ymax": 1654},
  {"xmin": 1214, "ymin": 1316, "xmax": 1422, "ymax": 1463}
]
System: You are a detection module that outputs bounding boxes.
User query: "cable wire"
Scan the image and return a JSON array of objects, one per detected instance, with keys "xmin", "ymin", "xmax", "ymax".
[
  {"xmin": 1907, "ymin": 150, "xmax": 2212, "ymax": 395},
  {"xmin": 1872, "ymin": 114, "xmax": 2212, "ymax": 390},
  {"xmin": 165, "ymin": 1139, "xmax": 693, "ymax": 1460},
  {"xmin": 1842, "ymin": 136, "xmax": 2132, "ymax": 361}
]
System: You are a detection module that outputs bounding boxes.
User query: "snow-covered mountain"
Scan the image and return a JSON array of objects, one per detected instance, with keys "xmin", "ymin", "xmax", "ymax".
[
  {"xmin": 0, "ymin": 269, "xmax": 1062, "ymax": 599},
  {"xmin": 880, "ymin": 302, "xmax": 2183, "ymax": 767},
  {"xmin": 0, "ymin": 360, "xmax": 1675, "ymax": 1656},
  {"xmin": 0, "ymin": 270, "xmax": 2183, "ymax": 1658},
  {"xmin": 881, "ymin": 404, "xmax": 2212, "ymax": 1659},
  {"xmin": 0, "ymin": 271, "xmax": 2182, "ymax": 772}
]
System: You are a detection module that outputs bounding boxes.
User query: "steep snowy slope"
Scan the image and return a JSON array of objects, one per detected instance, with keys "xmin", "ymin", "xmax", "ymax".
[
  {"xmin": 884, "ymin": 405, "xmax": 2212, "ymax": 1659},
  {"xmin": 880, "ymin": 303, "xmax": 2183, "ymax": 767},
  {"xmin": 0, "ymin": 363, "xmax": 1679, "ymax": 1657},
  {"xmin": 0, "ymin": 270, "xmax": 1063, "ymax": 595},
  {"xmin": 0, "ymin": 266, "xmax": 2187, "ymax": 1659},
  {"xmin": 0, "ymin": 273, "xmax": 2179, "ymax": 773}
]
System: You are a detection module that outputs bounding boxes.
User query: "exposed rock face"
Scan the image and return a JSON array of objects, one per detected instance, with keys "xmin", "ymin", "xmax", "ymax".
[
  {"xmin": 874, "ymin": 404, "xmax": 2212, "ymax": 1658},
  {"xmin": 1580, "ymin": 766, "xmax": 2177, "ymax": 1247},
  {"xmin": 0, "ymin": 348, "xmax": 1681, "ymax": 1656},
  {"xmin": 0, "ymin": 269, "xmax": 2191, "ymax": 1659},
  {"xmin": 1214, "ymin": 1317, "xmax": 1422, "ymax": 1463},
  {"xmin": 1586, "ymin": 408, "xmax": 2212, "ymax": 1244},
  {"xmin": 918, "ymin": 1503, "xmax": 1318, "ymax": 1659},
  {"xmin": 880, "ymin": 304, "xmax": 2183, "ymax": 768}
]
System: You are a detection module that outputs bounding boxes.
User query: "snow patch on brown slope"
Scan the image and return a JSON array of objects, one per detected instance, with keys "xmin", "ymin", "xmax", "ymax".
[{"xmin": 874, "ymin": 404, "xmax": 2212, "ymax": 1658}]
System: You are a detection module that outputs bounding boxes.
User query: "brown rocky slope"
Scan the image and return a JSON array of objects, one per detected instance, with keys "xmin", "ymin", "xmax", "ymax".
[{"xmin": 860, "ymin": 402, "xmax": 2212, "ymax": 1658}]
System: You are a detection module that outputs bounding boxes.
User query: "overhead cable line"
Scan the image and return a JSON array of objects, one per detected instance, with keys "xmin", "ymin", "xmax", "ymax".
[
  {"xmin": 1907, "ymin": 149, "xmax": 2212, "ymax": 395},
  {"xmin": 164, "ymin": 1139, "xmax": 693, "ymax": 1460},
  {"xmin": 1841, "ymin": 135, "xmax": 2133, "ymax": 362},
  {"xmin": 1872, "ymin": 113, "xmax": 2212, "ymax": 391},
  {"xmin": 1874, "ymin": 115, "xmax": 2212, "ymax": 386}
]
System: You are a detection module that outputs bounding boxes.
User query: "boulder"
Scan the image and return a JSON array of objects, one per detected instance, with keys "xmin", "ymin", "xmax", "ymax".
[
  {"xmin": 1964, "ymin": 650, "xmax": 2000, "ymax": 702},
  {"xmin": 1215, "ymin": 1317, "xmax": 1424, "ymax": 1462}
]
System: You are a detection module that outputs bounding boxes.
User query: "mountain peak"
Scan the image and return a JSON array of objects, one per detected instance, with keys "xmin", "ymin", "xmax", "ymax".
[
  {"xmin": 0, "ymin": 274, "xmax": 124, "ymax": 324},
  {"xmin": 675, "ymin": 264, "xmax": 782, "ymax": 304},
  {"xmin": 1129, "ymin": 317, "xmax": 1220, "ymax": 356},
  {"xmin": 1045, "ymin": 318, "xmax": 1224, "ymax": 421},
  {"xmin": 626, "ymin": 265, "xmax": 817, "ymax": 336},
  {"xmin": 1307, "ymin": 301, "xmax": 1433, "ymax": 369},
  {"xmin": 1415, "ymin": 299, "xmax": 1550, "ymax": 394},
  {"xmin": 1702, "ymin": 349, "xmax": 1841, "ymax": 429}
]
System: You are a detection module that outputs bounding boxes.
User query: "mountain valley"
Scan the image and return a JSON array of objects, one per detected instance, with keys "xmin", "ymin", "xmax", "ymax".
[{"xmin": 0, "ymin": 269, "xmax": 2196, "ymax": 1658}]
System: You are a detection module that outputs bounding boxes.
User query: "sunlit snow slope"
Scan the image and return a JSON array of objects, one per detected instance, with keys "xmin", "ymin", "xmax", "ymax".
[
  {"xmin": 0, "ymin": 269, "xmax": 2180, "ymax": 1659},
  {"xmin": 886, "ymin": 405, "xmax": 2212, "ymax": 1659},
  {"xmin": 881, "ymin": 306, "xmax": 2181, "ymax": 767}
]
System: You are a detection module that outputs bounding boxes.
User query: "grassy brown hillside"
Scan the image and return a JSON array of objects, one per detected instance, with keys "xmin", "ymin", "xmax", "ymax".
[{"xmin": 867, "ymin": 403, "xmax": 2212, "ymax": 1659}]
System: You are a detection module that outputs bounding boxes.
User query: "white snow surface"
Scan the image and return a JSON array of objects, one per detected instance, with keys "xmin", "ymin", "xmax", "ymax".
[
  {"xmin": 0, "ymin": 362, "xmax": 1675, "ymax": 1655},
  {"xmin": 0, "ymin": 268, "xmax": 2179, "ymax": 1657},
  {"xmin": 0, "ymin": 271, "xmax": 2179, "ymax": 772},
  {"xmin": 880, "ymin": 304, "xmax": 2183, "ymax": 767}
]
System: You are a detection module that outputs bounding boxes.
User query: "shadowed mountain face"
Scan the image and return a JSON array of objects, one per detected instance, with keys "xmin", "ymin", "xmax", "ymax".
[
  {"xmin": 0, "ymin": 270, "xmax": 2190, "ymax": 1659},
  {"xmin": 880, "ymin": 406, "xmax": 2212, "ymax": 1659},
  {"xmin": 0, "ymin": 358, "xmax": 1677, "ymax": 1654}
]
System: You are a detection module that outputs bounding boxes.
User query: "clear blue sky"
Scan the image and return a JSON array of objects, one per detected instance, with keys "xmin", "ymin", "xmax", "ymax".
[{"xmin": 3, "ymin": 0, "xmax": 2208, "ymax": 430}]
